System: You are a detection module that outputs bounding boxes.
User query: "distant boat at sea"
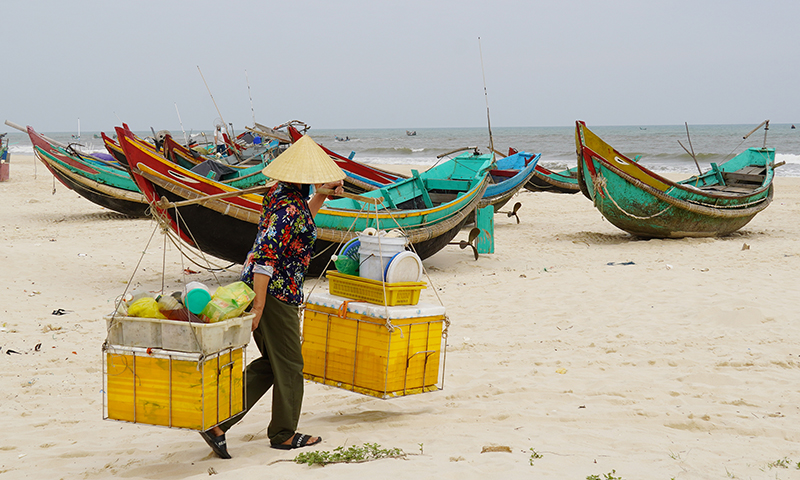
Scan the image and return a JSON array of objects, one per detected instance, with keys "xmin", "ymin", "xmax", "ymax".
[{"xmin": 406, "ymin": 130, "xmax": 417, "ymax": 136}]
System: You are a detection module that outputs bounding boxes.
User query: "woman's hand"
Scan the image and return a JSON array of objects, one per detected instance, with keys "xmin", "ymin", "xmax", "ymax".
[
  {"xmin": 316, "ymin": 180, "xmax": 344, "ymax": 199},
  {"xmin": 250, "ymin": 306, "xmax": 263, "ymax": 331},
  {"xmin": 250, "ymin": 273, "xmax": 270, "ymax": 331}
]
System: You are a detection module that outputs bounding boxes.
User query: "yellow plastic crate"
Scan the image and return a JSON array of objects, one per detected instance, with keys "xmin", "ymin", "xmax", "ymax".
[
  {"xmin": 326, "ymin": 271, "xmax": 426, "ymax": 306},
  {"xmin": 103, "ymin": 345, "xmax": 244, "ymax": 431},
  {"xmin": 302, "ymin": 299, "xmax": 445, "ymax": 398}
]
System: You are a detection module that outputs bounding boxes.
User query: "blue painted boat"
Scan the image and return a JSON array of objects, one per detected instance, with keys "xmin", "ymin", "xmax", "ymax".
[{"xmin": 481, "ymin": 151, "xmax": 542, "ymax": 210}]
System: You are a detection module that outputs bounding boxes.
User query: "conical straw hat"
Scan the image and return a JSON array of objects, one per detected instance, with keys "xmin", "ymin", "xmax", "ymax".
[{"xmin": 261, "ymin": 135, "xmax": 346, "ymax": 184}]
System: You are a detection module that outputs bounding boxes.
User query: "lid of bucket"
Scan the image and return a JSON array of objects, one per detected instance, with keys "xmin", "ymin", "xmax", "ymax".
[{"xmin": 384, "ymin": 251, "xmax": 423, "ymax": 283}]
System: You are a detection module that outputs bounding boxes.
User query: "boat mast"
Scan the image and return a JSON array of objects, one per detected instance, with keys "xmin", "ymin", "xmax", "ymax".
[
  {"xmin": 246, "ymin": 69, "xmax": 256, "ymax": 126},
  {"xmin": 742, "ymin": 120, "xmax": 770, "ymax": 148},
  {"xmin": 175, "ymin": 103, "xmax": 189, "ymax": 146},
  {"xmin": 197, "ymin": 65, "xmax": 242, "ymax": 162},
  {"xmin": 478, "ymin": 37, "xmax": 495, "ymax": 164},
  {"xmin": 678, "ymin": 122, "xmax": 703, "ymax": 175}
]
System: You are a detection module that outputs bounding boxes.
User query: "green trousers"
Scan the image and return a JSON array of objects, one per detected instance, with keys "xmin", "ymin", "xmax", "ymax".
[{"xmin": 218, "ymin": 293, "xmax": 304, "ymax": 446}]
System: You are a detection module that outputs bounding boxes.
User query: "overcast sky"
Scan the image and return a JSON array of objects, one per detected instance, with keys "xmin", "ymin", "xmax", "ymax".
[{"xmin": 2, "ymin": 0, "xmax": 797, "ymax": 133}]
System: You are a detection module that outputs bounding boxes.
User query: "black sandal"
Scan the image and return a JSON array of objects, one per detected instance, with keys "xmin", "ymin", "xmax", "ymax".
[
  {"xmin": 271, "ymin": 433, "xmax": 322, "ymax": 450},
  {"xmin": 200, "ymin": 430, "xmax": 232, "ymax": 459}
]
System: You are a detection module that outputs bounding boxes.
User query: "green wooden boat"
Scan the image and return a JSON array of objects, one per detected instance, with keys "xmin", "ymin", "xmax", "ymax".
[
  {"xmin": 23, "ymin": 124, "xmax": 149, "ymax": 217},
  {"xmin": 525, "ymin": 164, "xmax": 580, "ymax": 194},
  {"xmin": 575, "ymin": 120, "xmax": 776, "ymax": 238},
  {"xmin": 118, "ymin": 126, "xmax": 491, "ymax": 275}
]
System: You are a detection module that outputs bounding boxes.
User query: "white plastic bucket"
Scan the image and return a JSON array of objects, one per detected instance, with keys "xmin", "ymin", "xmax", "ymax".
[{"xmin": 358, "ymin": 233, "xmax": 408, "ymax": 281}]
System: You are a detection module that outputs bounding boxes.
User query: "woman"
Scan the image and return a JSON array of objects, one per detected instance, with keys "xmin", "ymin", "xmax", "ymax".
[{"xmin": 200, "ymin": 135, "xmax": 345, "ymax": 459}]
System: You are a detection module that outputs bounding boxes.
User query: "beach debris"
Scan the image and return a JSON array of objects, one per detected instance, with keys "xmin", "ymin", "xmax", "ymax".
[
  {"xmin": 556, "ymin": 368, "xmax": 567, "ymax": 374},
  {"xmin": 481, "ymin": 445, "xmax": 512, "ymax": 454},
  {"xmin": 34, "ymin": 343, "xmax": 42, "ymax": 351},
  {"xmin": 665, "ymin": 264, "xmax": 673, "ymax": 270},
  {"xmin": 742, "ymin": 243, "xmax": 750, "ymax": 250},
  {"xmin": 207, "ymin": 467, "xmax": 217, "ymax": 475},
  {"xmin": 5, "ymin": 349, "xmax": 21, "ymax": 355},
  {"xmin": 42, "ymin": 324, "xmax": 62, "ymax": 333},
  {"xmin": 607, "ymin": 261, "xmax": 635, "ymax": 266},
  {"xmin": 51, "ymin": 308, "xmax": 69, "ymax": 316},
  {"xmin": 27, "ymin": 290, "xmax": 41, "ymax": 297},
  {"xmin": 700, "ymin": 268, "xmax": 709, "ymax": 272},
  {"xmin": 184, "ymin": 268, "xmax": 200, "ymax": 274},
  {"xmin": 450, "ymin": 456, "xmax": 466, "ymax": 462},
  {"xmin": 78, "ymin": 253, "xmax": 87, "ymax": 257}
]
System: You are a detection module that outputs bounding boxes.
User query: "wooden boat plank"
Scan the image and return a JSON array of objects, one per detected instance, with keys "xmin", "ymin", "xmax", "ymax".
[{"xmin": 723, "ymin": 171, "xmax": 765, "ymax": 184}]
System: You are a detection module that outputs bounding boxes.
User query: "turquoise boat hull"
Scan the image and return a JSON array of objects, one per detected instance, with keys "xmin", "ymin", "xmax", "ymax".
[
  {"xmin": 575, "ymin": 121, "xmax": 775, "ymax": 238},
  {"xmin": 27, "ymin": 126, "xmax": 149, "ymax": 217}
]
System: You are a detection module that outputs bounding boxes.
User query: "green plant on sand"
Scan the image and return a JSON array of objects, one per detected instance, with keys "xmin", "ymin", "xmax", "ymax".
[
  {"xmin": 586, "ymin": 470, "xmax": 623, "ymax": 480},
  {"xmin": 529, "ymin": 448, "xmax": 543, "ymax": 466},
  {"xmin": 293, "ymin": 443, "xmax": 407, "ymax": 466}
]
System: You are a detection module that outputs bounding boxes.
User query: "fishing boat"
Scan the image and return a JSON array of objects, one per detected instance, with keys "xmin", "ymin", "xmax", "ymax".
[
  {"xmin": 575, "ymin": 120, "xmax": 776, "ymax": 238},
  {"xmin": 525, "ymin": 164, "xmax": 580, "ymax": 194},
  {"xmin": 12, "ymin": 122, "xmax": 149, "ymax": 217},
  {"xmin": 101, "ymin": 128, "xmax": 159, "ymax": 165},
  {"xmin": 443, "ymin": 148, "xmax": 541, "ymax": 212},
  {"xmin": 117, "ymin": 126, "xmax": 491, "ymax": 275},
  {"xmin": 495, "ymin": 147, "xmax": 578, "ymax": 194},
  {"xmin": 485, "ymin": 150, "xmax": 541, "ymax": 210}
]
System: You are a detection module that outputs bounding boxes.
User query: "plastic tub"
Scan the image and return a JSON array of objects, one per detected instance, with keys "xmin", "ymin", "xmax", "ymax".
[{"xmin": 105, "ymin": 313, "xmax": 254, "ymax": 355}]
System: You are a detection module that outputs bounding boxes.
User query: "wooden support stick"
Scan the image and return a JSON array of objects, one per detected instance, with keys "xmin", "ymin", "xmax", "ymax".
[
  {"xmin": 156, "ymin": 185, "xmax": 271, "ymax": 209},
  {"xmin": 316, "ymin": 188, "xmax": 384, "ymax": 205},
  {"xmin": 6, "ymin": 120, "xmax": 70, "ymax": 149},
  {"xmin": 155, "ymin": 185, "xmax": 384, "ymax": 210}
]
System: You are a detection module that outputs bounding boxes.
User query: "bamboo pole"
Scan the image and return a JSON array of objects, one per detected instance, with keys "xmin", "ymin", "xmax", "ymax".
[
  {"xmin": 155, "ymin": 185, "xmax": 383, "ymax": 209},
  {"xmin": 681, "ymin": 122, "xmax": 703, "ymax": 175},
  {"xmin": 197, "ymin": 65, "xmax": 242, "ymax": 163},
  {"xmin": 478, "ymin": 37, "xmax": 495, "ymax": 165},
  {"xmin": 5, "ymin": 120, "xmax": 70, "ymax": 149}
]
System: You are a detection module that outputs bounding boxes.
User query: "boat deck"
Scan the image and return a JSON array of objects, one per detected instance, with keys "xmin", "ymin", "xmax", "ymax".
[{"xmin": 697, "ymin": 165, "xmax": 766, "ymax": 194}]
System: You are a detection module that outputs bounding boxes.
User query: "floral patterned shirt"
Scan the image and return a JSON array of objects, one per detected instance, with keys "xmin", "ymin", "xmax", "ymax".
[{"xmin": 240, "ymin": 182, "xmax": 316, "ymax": 305}]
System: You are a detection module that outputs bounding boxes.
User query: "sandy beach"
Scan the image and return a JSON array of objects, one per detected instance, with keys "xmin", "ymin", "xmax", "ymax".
[{"xmin": 2, "ymin": 152, "xmax": 800, "ymax": 479}]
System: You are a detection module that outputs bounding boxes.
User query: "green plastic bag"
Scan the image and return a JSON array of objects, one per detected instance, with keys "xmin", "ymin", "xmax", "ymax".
[{"xmin": 200, "ymin": 281, "xmax": 256, "ymax": 323}]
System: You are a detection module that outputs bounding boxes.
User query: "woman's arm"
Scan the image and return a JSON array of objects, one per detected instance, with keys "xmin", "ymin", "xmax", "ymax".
[{"xmin": 308, "ymin": 180, "xmax": 344, "ymax": 217}]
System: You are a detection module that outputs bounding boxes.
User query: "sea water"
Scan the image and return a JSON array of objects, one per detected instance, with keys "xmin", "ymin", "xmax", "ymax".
[{"xmin": 4, "ymin": 123, "xmax": 799, "ymax": 177}]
